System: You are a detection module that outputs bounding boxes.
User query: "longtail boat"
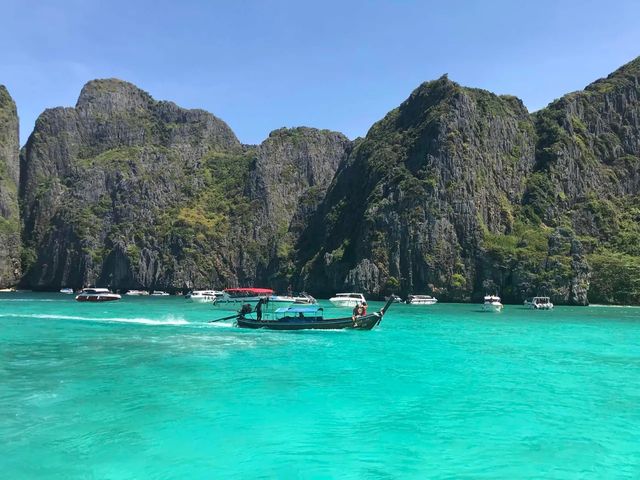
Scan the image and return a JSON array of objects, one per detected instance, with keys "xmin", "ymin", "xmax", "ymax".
[{"xmin": 222, "ymin": 296, "xmax": 396, "ymax": 331}]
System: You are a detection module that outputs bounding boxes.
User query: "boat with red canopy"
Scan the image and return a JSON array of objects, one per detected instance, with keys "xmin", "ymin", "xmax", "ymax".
[{"xmin": 213, "ymin": 288, "xmax": 272, "ymax": 305}]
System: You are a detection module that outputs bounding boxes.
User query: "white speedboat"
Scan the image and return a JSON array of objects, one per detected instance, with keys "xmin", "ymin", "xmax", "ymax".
[
  {"xmin": 270, "ymin": 292, "xmax": 318, "ymax": 305},
  {"xmin": 76, "ymin": 288, "xmax": 121, "ymax": 302},
  {"xmin": 151, "ymin": 291, "xmax": 170, "ymax": 296},
  {"xmin": 125, "ymin": 290, "xmax": 149, "ymax": 296},
  {"xmin": 483, "ymin": 295, "xmax": 503, "ymax": 312},
  {"xmin": 406, "ymin": 294, "xmax": 438, "ymax": 305},
  {"xmin": 329, "ymin": 293, "xmax": 367, "ymax": 308},
  {"xmin": 59, "ymin": 288, "xmax": 74, "ymax": 294},
  {"xmin": 185, "ymin": 290, "xmax": 223, "ymax": 303},
  {"xmin": 526, "ymin": 296, "xmax": 553, "ymax": 310}
]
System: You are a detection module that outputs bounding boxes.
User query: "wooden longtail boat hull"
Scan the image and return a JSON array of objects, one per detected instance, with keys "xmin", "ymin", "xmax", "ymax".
[{"xmin": 236, "ymin": 313, "xmax": 382, "ymax": 331}]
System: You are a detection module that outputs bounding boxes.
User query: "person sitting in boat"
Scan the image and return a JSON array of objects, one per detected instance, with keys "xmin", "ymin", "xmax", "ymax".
[
  {"xmin": 240, "ymin": 303, "xmax": 253, "ymax": 317},
  {"xmin": 352, "ymin": 302, "xmax": 366, "ymax": 320}
]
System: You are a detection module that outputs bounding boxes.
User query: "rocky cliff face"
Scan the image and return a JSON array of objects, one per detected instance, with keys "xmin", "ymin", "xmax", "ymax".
[
  {"xmin": 20, "ymin": 78, "xmax": 245, "ymax": 289},
  {"xmin": 296, "ymin": 76, "xmax": 537, "ymax": 300},
  {"xmin": 296, "ymin": 58, "xmax": 640, "ymax": 304},
  {"xmin": 0, "ymin": 86, "xmax": 20, "ymax": 286},
  {"xmin": 10, "ymin": 56, "xmax": 640, "ymax": 303},
  {"xmin": 19, "ymin": 79, "xmax": 348, "ymax": 290},
  {"xmin": 246, "ymin": 127, "xmax": 351, "ymax": 288}
]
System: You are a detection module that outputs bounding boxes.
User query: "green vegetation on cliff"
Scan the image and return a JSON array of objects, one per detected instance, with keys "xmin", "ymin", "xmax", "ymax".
[
  {"xmin": 0, "ymin": 85, "xmax": 21, "ymax": 286},
  {"xmin": 9, "ymin": 56, "xmax": 640, "ymax": 303}
]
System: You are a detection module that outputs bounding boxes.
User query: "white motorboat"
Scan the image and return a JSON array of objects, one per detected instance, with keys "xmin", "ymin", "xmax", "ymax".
[
  {"xmin": 273, "ymin": 292, "xmax": 317, "ymax": 305},
  {"xmin": 185, "ymin": 290, "xmax": 224, "ymax": 303},
  {"xmin": 76, "ymin": 288, "xmax": 121, "ymax": 302},
  {"xmin": 329, "ymin": 293, "xmax": 367, "ymax": 308},
  {"xmin": 151, "ymin": 291, "xmax": 170, "ymax": 296},
  {"xmin": 483, "ymin": 295, "xmax": 503, "ymax": 312},
  {"xmin": 215, "ymin": 288, "xmax": 317, "ymax": 307},
  {"xmin": 59, "ymin": 288, "xmax": 74, "ymax": 294},
  {"xmin": 526, "ymin": 296, "xmax": 554, "ymax": 310},
  {"xmin": 125, "ymin": 290, "xmax": 149, "ymax": 296},
  {"xmin": 405, "ymin": 294, "xmax": 438, "ymax": 305}
]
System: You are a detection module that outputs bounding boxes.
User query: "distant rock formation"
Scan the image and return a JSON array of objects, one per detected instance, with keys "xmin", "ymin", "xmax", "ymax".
[
  {"xmin": 0, "ymin": 85, "xmax": 21, "ymax": 286},
  {"xmin": 5, "ymin": 56, "xmax": 640, "ymax": 303}
]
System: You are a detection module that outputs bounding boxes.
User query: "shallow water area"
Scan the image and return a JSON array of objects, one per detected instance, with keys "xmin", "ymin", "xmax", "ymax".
[{"xmin": 1, "ymin": 292, "xmax": 640, "ymax": 478}]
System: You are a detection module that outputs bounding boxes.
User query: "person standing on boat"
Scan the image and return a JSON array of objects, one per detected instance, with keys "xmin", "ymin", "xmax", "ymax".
[{"xmin": 255, "ymin": 298, "xmax": 263, "ymax": 321}]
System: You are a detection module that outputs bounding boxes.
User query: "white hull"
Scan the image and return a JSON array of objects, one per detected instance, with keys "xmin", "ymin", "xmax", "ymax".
[
  {"xmin": 529, "ymin": 304, "xmax": 553, "ymax": 310},
  {"xmin": 76, "ymin": 293, "xmax": 121, "ymax": 302},
  {"xmin": 483, "ymin": 302, "xmax": 503, "ymax": 312},
  {"xmin": 186, "ymin": 290, "xmax": 223, "ymax": 303},
  {"xmin": 189, "ymin": 295, "xmax": 216, "ymax": 303},
  {"xmin": 329, "ymin": 299, "xmax": 361, "ymax": 308},
  {"xmin": 407, "ymin": 299, "xmax": 438, "ymax": 305}
]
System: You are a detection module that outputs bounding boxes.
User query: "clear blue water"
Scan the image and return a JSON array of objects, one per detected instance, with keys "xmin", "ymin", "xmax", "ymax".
[{"xmin": 1, "ymin": 293, "xmax": 639, "ymax": 479}]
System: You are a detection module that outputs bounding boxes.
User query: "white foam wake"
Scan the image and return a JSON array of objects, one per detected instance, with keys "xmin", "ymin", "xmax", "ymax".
[{"xmin": 0, "ymin": 313, "xmax": 189, "ymax": 326}]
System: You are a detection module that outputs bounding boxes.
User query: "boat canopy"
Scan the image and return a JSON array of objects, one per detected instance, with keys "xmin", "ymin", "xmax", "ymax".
[
  {"xmin": 224, "ymin": 287, "xmax": 274, "ymax": 295},
  {"xmin": 275, "ymin": 306, "xmax": 324, "ymax": 314}
]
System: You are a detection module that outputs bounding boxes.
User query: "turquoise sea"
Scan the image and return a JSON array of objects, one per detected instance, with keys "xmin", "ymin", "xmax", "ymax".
[{"xmin": 1, "ymin": 293, "xmax": 639, "ymax": 479}]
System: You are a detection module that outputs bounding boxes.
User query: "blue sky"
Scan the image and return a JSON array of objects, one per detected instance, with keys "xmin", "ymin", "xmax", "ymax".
[{"xmin": 2, "ymin": 0, "xmax": 640, "ymax": 146}]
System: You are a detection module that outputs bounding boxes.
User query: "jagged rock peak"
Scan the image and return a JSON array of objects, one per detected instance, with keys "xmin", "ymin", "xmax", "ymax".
[{"xmin": 76, "ymin": 78, "xmax": 153, "ymax": 114}]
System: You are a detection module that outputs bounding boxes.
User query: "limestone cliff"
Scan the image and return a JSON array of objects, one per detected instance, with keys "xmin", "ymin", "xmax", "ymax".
[
  {"xmin": 19, "ymin": 79, "xmax": 348, "ymax": 290},
  {"xmin": 20, "ymin": 78, "xmax": 244, "ymax": 289},
  {"xmin": 296, "ymin": 58, "xmax": 640, "ymax": 304},
  {"xmin": 12, "ymin": 56, "xmax": 640, "ymax": 304},
  {"xmin": 246, "ymin": 127, "xmax": 351, "ymax": 288},
  {"xmin": 296, "ymin": 76, "xmax": 537, "ymax": 301},
  {"xmin": 0, "ymin": 86, "xmax": 20, "ymax": 286}
]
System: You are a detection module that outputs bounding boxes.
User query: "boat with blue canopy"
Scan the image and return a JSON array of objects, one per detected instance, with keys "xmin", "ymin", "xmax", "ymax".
[{"xmin": 230, "ymin": 297, "xmax": 396, "ymax": 331}]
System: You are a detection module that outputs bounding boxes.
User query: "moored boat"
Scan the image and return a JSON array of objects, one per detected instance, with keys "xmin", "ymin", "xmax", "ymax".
[
  {"xmin": 526, "ymin": 296, "xmax": 554, "ymax": 310},
  {"xmin": 185, "ymin": 290, "xmax": 223, "ymax": 303},
  {"xmin": 75, "ymin": 288, "xmax": 121, "ymax": 302},
  {"xmin": 483, "ymin": 295, "xmax": 503, "ymax": 312},
  {"xmin": 59, "ymin": 288, "xmax": 74, "ymax": 294},
  {"xmin": 406, "ymin": 294, "xmax": 438, "ymax": 305},
  {"xmin": 126, "ymin": 290, "xmax": 149, "ymax": 296},
  {"xmin": 232, "ymin": 296, "xmax": 396, "ymax": 331},
  {"xmin": 214, "ymin": 288, "xmax": 301, "ymax": 306},
  {"xmin": 329, "ymin": 292, "xmax": 367, "ymax": 308}
]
